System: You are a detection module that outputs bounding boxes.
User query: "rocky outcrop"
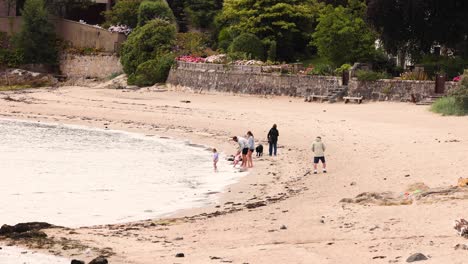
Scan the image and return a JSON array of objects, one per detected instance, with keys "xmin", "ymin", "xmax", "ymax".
[
  {"xmin": 0, "ymin": 222, "xmax": 53, "ymax": 239},
  {"xmin": 0, "ymin": 69, "xmax": 58, "ymax": 87}
]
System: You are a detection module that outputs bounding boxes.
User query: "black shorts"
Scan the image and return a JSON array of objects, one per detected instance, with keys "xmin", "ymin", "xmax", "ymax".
[
  {"xmin": 242, "ymin": 148, "xmax": 249, "ymax": 155},
  {"xmin": 314, "ymin": 156, "xmax": 326, "ymax": 163}
]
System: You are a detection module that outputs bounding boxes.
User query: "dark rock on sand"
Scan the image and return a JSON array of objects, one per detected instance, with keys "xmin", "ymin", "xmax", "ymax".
[
  {"xmin": 0, "ymin": 222, "xmax": 52, "ymax": 235},
  {"xmin": 88, "ymin": 256, "xmax": 108, "ymax": 264},
  {"xmin": 280, "ymin": 225, "xmax": 287, "ymax": 230},
  {"xmin": 245, "ymin": 201, "xmax": 267, "ymax": 209},
  {"xmin": 406, "ymin": 253, "xmax": 428, "ymax": 262},
  {"xmin": 175, "ymin": 253, "xmax": 185, "ymax": 257},
  {"xmin": 71, "ymin": 260, "xmax": 85, "ymax": 264},
  {"xmin": 9, "ymin": 230, "xmax": 47, "ymax": 239}
]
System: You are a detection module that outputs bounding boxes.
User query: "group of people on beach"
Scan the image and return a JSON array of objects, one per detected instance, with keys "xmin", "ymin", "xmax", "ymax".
[{"xmin": 212, "ymin": 124, "xmax": 327, "ymax": 174}]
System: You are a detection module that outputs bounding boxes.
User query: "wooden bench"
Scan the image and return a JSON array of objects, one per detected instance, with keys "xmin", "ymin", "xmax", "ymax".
[
  {"xmin": 305, "ymin": 95, "xmax": 329, "ymax": 102},
  {"xmin": 343, "ymin": 96, "xmax": 363, "ymax": 104}
]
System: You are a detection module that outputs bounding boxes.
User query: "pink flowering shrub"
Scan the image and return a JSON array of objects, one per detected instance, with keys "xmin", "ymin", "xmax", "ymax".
[{"xmin": 176, "ymin": 55, "xmax": 205, "ymax": 63}]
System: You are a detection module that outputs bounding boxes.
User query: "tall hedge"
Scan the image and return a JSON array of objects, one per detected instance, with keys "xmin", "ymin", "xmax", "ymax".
[
  {"xmin": 103, "ymin": 0, "xmax": 143, "ymax": 28},
  {"xmin": 15, "ymin": 0, "xmax": 57, "ymax": 64},
  {"xmin": 138, "ymin": 0, "xmax": 176, "ymax": 27},
  {"xmin": 120, "ymin": 18, "xmax": 176, "ymax": 76},
  {"xmin": 228, "ymin": 33, "xmax": 264, "ymax": 60}
]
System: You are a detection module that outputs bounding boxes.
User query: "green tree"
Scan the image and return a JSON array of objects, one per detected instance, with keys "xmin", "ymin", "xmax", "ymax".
[
  {"xmin": 138, "ymin": 0, "xmax": 176, "ymax": 27},
  {"xmin": 184, "ymin": 0, "xmax": 222, "ymax": 29},
  {"xmin": 103, "ymin": 0, "xmax": 143, "ymax": 28},
  {"xmin": 15, "ymin": 0, "xmax": 57, "ymax": 64},
  {"xmin": 367, "ymin": 0, "xmax": 468, "ymax": 58},
  {"xmin": 133, "ymin": 54, "xmax": 175, "ymax": 86},
  {"xmin": 217, "ymin": 0, "xmax": 323, "ymax": 61},
  {"xmin": 228, "ymin": 33, "xmax": 264, "ymax": 60},
  {"xmin": 120, "ymin": 18, "xmax": 176, "ymax": 77},
  {"xmin": 312, "ymin": 3, "xmax": 376, "ymax": 66}
]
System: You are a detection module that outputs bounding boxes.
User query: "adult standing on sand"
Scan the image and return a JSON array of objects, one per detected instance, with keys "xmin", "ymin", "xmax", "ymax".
[
  {"xmin": 246, "ymin": 131, "xmax": 255, "ymax": 168},
  {"xmin": 312, "ymin": 136, "xmax": 327, "ymax": 174},
  {"xmin": 232, "ymin": 136, "xmax": 249, "ymax": 169},
  {"xmin": 267, "ymin": 124, "xmax": 279, "ymax": 156}
]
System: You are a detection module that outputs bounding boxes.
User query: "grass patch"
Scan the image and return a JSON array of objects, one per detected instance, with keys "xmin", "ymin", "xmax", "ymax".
[
  {"xmin": 430, "ymin": 96, "xmax": 468, "ymax": 116},
  {"xmin": 0, "ymin": 85, "xmax": 33, "ymax": 91}
]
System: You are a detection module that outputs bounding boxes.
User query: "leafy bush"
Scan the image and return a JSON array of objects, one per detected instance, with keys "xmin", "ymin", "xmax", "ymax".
[
  {"xmin": 370, "ymin": 50, "xmax": 403, "ymax": 77},
  {"xmin": 103, "ymin": 0, "xmax": 142, "ymax": 28},
  {"xmin": 138, "ymin": 0, "xmax": 176, "ymax": 27},
  {"xmin": 356, "ymin": 70, "xmax": 389, "ymax": 81},
  {"xmin": 132, "ymin": 54, "xmax": 175, "ymax": 86},
  {"xmin": 120, "ymin": 19, "xmax": 176, "ymax": 75},
  {"xmin": 334, "ymin": 63, "xmax": 352, "ymax": 75},
  {"xmin": 174, "ymin": 32, "xmax": 209, "ymax": 57},
  {"xmin": 400, "ymin": 71, "xmax": 430, "ymax": 81},
  {"xmin": 449, "ymin": 71, "xmax": 468, "ymax": 110},
  {"xmin": 15, "ymin": 0, "xmax": 57, "ymax": 64},
  {"xmin": 419, "ymin": 55, "xmax": 468, "ymax": 79},
  {"xmin": 217, "ymin": 28, "xmax": 235, "ymax": 52},
  {"xmin": 0, "ymin": 49, "xmax": 24, "ymax": 67},
  {"xmin": 308, "ymin": 64, "xmax": 334, "ymax": 76},
  {"xmin": 431, "ymin": 97, "xmax": 467, "ymax": 116},
  {"xmin": 228, "ymin": 33, "xmax": 264, "ymax": 60}
]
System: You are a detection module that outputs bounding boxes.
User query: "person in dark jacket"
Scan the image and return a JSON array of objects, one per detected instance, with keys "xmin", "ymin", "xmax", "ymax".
[{"xmin": 267, "ymin": 124, "xmax": 279, "ymax": 156}]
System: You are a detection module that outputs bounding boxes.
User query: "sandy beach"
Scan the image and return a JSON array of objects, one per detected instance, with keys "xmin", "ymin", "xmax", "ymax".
[{"xmin": 0, "ymin": 84, "xmax": 467, "ymax": 264}]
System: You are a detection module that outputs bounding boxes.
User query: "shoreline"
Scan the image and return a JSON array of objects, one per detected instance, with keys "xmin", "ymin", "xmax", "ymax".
[
  {"xmin": 1, "ymin": 85, "xmax": 467, "ymax": 263},
  {"xmin": 0, "ymin": 117, "xmax": 249, "ymax": 228}
]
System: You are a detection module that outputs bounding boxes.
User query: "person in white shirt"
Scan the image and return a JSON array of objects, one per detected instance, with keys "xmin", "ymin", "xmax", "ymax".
[
  {"xmin": 232, "ymin": 136, "xmax": 249, "ymax": 169},
  {"xmin": 312, "ymin": 136, "xmax": 327, "ymax": 174}
]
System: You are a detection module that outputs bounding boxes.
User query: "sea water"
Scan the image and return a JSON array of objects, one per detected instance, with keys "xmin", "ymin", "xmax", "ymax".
[{"xmin": 0, "ymin": 118, "xmax": 242, "ymax": 228}]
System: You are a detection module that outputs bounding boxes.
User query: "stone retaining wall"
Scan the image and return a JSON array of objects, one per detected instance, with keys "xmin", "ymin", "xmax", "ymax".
[
  {"xmin": 167, "ymin": 61, "xmax": 461, "ymax": 101},
  {"xmin": 348, "ymin": 78, "xmax": 459, "ymax": 102},
  {"xmin": 167, "ymin": 61, "xmax": 340, "ymax": 96},
  {"xmin": 59, "ymin": 53, "xmax": 122, "ymax": 79}
]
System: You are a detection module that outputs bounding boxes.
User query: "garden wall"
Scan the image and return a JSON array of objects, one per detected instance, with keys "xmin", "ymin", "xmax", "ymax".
[
  {"xmin": 0, "ymin": 17, "xmax": 126, "ymax": 53},
  {"xmin": 168, "ymin": 61, "xmax": 460, "ymax": 102},
  {"xmin": 167, "ymin": 61, "xmax": 340, "ymax": 96},
  {"xmin": 59, "ymin": 53, "xmax": 122, "ymax": 79},
  {"xmin": 348, "ymin": 78, "xmax": 459, "ymax": 102}
]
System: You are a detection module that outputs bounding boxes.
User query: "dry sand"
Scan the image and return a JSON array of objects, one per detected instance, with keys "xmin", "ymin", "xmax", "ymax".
[{"xmin": 0, "ymin": 84, "xmax": 467, "ymax": 264}]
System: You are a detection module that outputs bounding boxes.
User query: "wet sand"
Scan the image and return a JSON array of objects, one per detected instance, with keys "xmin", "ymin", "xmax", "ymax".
[{"xmin": 0, "ymin": 84, "xmax": 467, "ymax": 263}]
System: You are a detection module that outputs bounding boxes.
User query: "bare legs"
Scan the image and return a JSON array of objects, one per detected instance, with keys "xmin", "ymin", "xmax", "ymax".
[{"xmin": 247, "ymin": 150, "xmax": 254, "ymax": 168}]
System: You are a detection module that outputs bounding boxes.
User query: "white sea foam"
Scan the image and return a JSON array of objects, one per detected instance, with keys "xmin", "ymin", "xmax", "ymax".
[{"xmin": 0, "ymin": 118, "xmax": 245, "ymax": 228}]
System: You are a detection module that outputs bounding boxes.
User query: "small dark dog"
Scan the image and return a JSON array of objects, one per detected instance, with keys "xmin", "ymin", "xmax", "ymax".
[{"xmin": 255, "ymin": 144, "xmax": 263, "ymax": 157}]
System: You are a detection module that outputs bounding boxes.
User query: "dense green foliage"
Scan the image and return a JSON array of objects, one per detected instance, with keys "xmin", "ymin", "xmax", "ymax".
[
  {"xmin": 312, "ymin": 1, "xmax": 376, "ymax": 66},
  {"xmin": 419, "ymin": 55, "xmax": 468, "ymax": 79},
  {"xmin": 175, "ymin": 32, "xmax": 209, "ymax": 56},
  {"xmin": 228, "ymin": 33, "xmax": 264, "ymax": 60},
  {"xmin": 15, "ymin": 0, "xmax": 57, "ymax": 65},
  {"xmin": 120, "ymin": 19, "xmax": 176, "ymax": 77},
  {"xmin": 367, "ymin": 0, "xmax": 468, "ymax": 59},
  {"xmin": 431, "ymin": 97, "xmax": 467, "ymax": 116},
  {"xmin": 133, "ymin": 54, "xmax": 175, "ymax": 86},
  {"xmin": 138, "ymin": 0, "xmax": 176, "ymax": 27},
  {"xmin": 103, "ymin": 0, "xmax": 142, "ymax": 28},
  {"xmin": 184, "ymin": 0, "xmax": 223, "ymax": 29},
  {"xmin": 217, "ymin": 0, "xmax": 323, "ymax": 61},
  {"xmin": 355, "ymin": 70, "xmax": 389, "ymax": 81}
]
